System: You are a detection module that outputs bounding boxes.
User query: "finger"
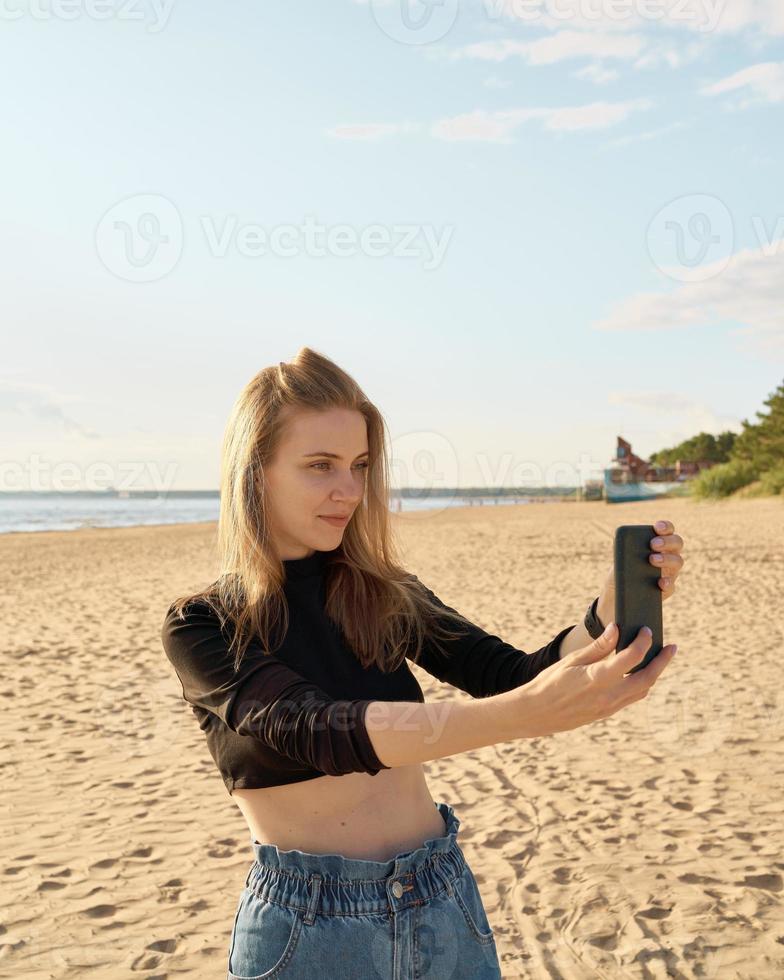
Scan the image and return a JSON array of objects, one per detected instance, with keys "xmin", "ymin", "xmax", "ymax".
[
  {"xmin": 650, "ymin": 552, "xmax": 685, "ymax": 571},
  {"xmin": 569, "ymin": 622, "xmax": 618, "ymax": 665},
  {"xmin": 611, "ymin": 625, "xmax": 654, "ymax": 674},
  {"xmin": 649, "ymin": 533, "xmax": 684, "ymax": 554},
  {"xmin": 625, "ymin": 643, "xmax": 678, "ymax": 694}
]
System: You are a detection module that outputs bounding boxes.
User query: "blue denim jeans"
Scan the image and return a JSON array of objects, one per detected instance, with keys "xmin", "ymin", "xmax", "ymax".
[{"xmin": 227, "ymin": 800, "xmax": 502, "ymax": 979}]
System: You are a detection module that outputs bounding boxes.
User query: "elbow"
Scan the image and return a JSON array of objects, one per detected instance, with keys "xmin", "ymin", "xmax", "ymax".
[{"xmin": 232, "ymin": 698, "xmax": 388, "ymax": 777}]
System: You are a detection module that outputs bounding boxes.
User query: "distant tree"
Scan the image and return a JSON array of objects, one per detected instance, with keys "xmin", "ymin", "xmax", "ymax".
[
  {"xmin": 650, "ymin": 431, "xmax": 735, "ymax": 466},
  {"xmin": 730, "ymin": 379, "xmax": 784, "ymax": 473},
  {"xmin": 716, "ymin": 431, "xmax": 736, "ymax": 458}
]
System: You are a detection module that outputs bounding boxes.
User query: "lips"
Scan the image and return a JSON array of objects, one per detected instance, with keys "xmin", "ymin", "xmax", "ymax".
[{"xmin": 319, "ymin": 514, "xmax": 350, "ymax": 526}]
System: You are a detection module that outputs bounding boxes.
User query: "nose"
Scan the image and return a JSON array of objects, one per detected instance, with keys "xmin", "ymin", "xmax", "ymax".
[{"xmin": 329, "ymin": 468, "xmax": 364, "ymax": 506}]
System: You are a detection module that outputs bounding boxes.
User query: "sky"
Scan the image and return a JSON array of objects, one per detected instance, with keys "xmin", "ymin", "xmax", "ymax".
[{"xmin": 2, "ymin": 0, "xmax": 783, "ymax": 492}]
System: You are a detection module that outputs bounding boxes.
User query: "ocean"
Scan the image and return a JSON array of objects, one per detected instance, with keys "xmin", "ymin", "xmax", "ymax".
[{"xmin": 0, "ymin": 492, "xmax": 537, "ymax": 534}]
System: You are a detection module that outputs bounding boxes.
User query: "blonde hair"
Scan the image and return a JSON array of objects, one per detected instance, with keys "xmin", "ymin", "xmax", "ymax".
[{"xmin": 167, "ymin": 346, "xmax": 472, "ymax": 673}]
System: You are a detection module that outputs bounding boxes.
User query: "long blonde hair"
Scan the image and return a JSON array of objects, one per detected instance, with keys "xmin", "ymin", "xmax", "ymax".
[{"xmin": 167, "ymin": 346, "xmax": 472, "ymax": 673}]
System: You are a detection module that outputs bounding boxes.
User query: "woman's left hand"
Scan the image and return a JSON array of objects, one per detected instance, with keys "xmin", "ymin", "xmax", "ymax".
[{"xmin": 599, "ymin": 519, "xmax": 685, "ymax": 620}]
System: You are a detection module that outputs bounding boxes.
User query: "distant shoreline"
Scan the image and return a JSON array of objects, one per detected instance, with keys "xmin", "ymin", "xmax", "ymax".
[{"xmin": 0, "ymin": 490, "xmax": 701, "ymax": 537}]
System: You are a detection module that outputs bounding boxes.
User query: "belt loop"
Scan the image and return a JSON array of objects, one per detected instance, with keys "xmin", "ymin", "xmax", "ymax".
[
  {"xmin": 431, "ymin": 853, "xmax": 453, "ymax": 897},
  {"xmin": 304, "ymin": 873, "xmax": 322, "ymax": 925},
  {"xmin": 243, "ymin": 862, "xmax": 256, "ymax": 889}
]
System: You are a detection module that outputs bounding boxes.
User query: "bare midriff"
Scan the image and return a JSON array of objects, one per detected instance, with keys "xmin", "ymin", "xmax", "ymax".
[{"xmin": 231, "ymin": 764, "xmax": 448, "ymax": 863}]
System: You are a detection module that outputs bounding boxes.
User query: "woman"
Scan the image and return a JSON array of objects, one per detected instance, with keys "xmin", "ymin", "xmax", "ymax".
[{"xmin": 161, "ymin": 347, "xmax": 683, "ymax": 980}]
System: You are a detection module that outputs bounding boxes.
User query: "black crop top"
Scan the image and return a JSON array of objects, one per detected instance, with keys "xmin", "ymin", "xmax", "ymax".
[{"xmin": 160, "ymin": 548, "xmax": 576, "ymax": 793}]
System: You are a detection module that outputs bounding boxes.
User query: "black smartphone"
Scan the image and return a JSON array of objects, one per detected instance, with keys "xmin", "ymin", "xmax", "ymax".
[{"xmin": 614, "ymin": 524, "xmax": 664, "ymax": 675}]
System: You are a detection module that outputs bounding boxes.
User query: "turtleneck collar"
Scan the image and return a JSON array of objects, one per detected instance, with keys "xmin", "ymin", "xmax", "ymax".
[{"xmin": 282, "ymin": 548, "xmax": 332, "ymax": 582}]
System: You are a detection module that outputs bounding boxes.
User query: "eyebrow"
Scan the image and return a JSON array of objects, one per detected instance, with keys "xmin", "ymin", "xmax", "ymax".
[{"xmin": 301, "ymin": 451, "xmax": 369, "ymax": 460}]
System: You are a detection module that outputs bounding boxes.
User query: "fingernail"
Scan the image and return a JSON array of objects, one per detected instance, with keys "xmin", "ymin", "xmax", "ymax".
[
  {"xmin": 643, "ymin": 626, "xmax": 652, "ymax": 637},
  {"xmin": 671, "ymin": 645, "xmax": 678, "ymax": 655},
  {"xmin": 603, "ymin": 622, "xmax": 615, "ymax": 636},
  {"xmin": 656, "ymin": 521, "xmax": 667, "ymax": 530}
]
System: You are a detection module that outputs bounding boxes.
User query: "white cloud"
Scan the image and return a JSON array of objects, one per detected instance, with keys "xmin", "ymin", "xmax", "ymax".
[
  {"xmin": 431, "ymin": 107, "xmax": 549, "ymax": 142},
  {"xmin": 431, "ymin": 97, "xmax": 652, "ymax": 140},
  {"xmin": 594, "ymin": 240, "xmax": 784, "ymax": 355},
  {"xmin": 451, "ymin": 31, "xmax": 644, "ymax": 64},
  {"xmin": 575, "ymin": 62, "xmax": 621, "ymax": 85},
  {"xmin": 483, "ymin": 74, "xmax": 512, "ymax": 88},
  {"xmin": 445, "ymin": 26, "xmax": 709, "ymax": 80},
  {"xmin": 605, "ymin": 120, "xmax": 688, "ymax": 147},
  {"xmin": 0, "ymin": 380, "xmax": 100, "ymax": 439},
  {"xmin": 606, "ymin": 391, "xmax": 743, "ymax": 442},
  {"xmin": 698, "ymin": 0, "xmax": 784, "ymax": 35},
  {"xmin": 326, "ymin": 122, "xmax": 422, "ymax": 140},
  {"xmin": 328, "ymin": 98, "xmax": 652, "ymax": 146},
  {"xmin": 701, "ymin": 61, "xmax": 784, "ymax": 106},
  {"xmin": 609, "ymin": 390, "xmax": 706, "ymax": 412},
  {"xmin": 546, "ymin": 97, "xmax": 654, "ymax": 130},
  {"xmin": 633, "ymin": 38, "xmax": 709, "ymax": 68}
]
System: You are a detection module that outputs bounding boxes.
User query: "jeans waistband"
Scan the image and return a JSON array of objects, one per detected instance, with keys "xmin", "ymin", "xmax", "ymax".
[{"xmin": 243, "ymin": 801, "xmax": 466, "ymax": 921}]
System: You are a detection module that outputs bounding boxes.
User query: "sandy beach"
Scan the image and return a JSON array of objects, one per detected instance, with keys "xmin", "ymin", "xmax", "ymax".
[{"xmin": 2, "ymin": 496, "xmax": 782, "ymax": 979}]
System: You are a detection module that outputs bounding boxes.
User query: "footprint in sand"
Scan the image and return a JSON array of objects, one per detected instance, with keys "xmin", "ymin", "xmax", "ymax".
[
  {"xmin": 637, "ymin": 906, "xmax": 672, "ymax": 920},
  {"xmin": 89, "ymin": 858, "xmax": 117, "ymax": 871},
  {"xmin": 147, "ymin": 938, "xmax": 178, "ymax": 953},
  {"xmin": 82, "ymin": 904, "xmax": 117, "ymax": 918},
  {"xmin": 738, "ymin": 873, "xmax": 782, "ymax": 891}
]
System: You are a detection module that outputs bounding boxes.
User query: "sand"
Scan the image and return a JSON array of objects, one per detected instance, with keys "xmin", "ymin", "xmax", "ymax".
[{"xmin": 1, "ymin": 496, "xmax": 782, "ymax": 979}]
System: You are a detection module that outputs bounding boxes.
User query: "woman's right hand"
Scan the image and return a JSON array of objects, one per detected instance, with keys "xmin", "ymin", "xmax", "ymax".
[{"xmin": 514, "ymin": 624, "xmax": 678, "ymax": 738}]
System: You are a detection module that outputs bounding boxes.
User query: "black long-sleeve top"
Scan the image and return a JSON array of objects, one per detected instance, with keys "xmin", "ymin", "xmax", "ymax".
[{"xmin": 160, "ymin": 547, "xmax": 575, "ymax": 793}]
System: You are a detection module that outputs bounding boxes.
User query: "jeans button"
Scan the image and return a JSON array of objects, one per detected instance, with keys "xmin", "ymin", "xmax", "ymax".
[{"xmin": 391, "ymin": 881, "xmax": 403, "ymax": 898}]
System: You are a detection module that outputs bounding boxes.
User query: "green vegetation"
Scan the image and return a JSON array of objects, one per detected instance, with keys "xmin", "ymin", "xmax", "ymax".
[
  {"xmin": 690, "ymin": 459, "xmax": 761, "ymax": 498},
  {"xmin": 687, "ymin": 380, "xmax": 784, "ymax": 500},
  {"xmin": 649, "ymin": 431, "xmax": 736, "ymax": 467},
  {"xmin": 759, "ymin": 462, "xmax": 784, "ymax": 495}
]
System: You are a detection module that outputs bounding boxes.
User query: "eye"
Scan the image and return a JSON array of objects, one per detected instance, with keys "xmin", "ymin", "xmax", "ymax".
[{"xmin": 310, "ymin": 461, "xmax": 369, "ymax": 471}]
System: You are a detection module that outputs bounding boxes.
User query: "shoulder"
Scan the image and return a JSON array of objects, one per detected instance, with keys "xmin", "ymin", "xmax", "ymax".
[
  {"xmin": 163, "ymin": 595, "xmax": 218, "ymax": 625},
  {"xmin": 160, "ymin": 595, "xmax": 231, "ymax": 651}
]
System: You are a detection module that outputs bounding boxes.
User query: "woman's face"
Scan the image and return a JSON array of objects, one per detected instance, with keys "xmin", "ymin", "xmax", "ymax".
[{"xmin": 265, "ymin": 406, "xmax": 369, "ymax": 560}]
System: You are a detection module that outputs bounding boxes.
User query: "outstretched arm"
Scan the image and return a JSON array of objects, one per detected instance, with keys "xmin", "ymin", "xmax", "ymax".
[{"xmin": 405, "ymin": 575, "xmax": 577, "ymax": 697}]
